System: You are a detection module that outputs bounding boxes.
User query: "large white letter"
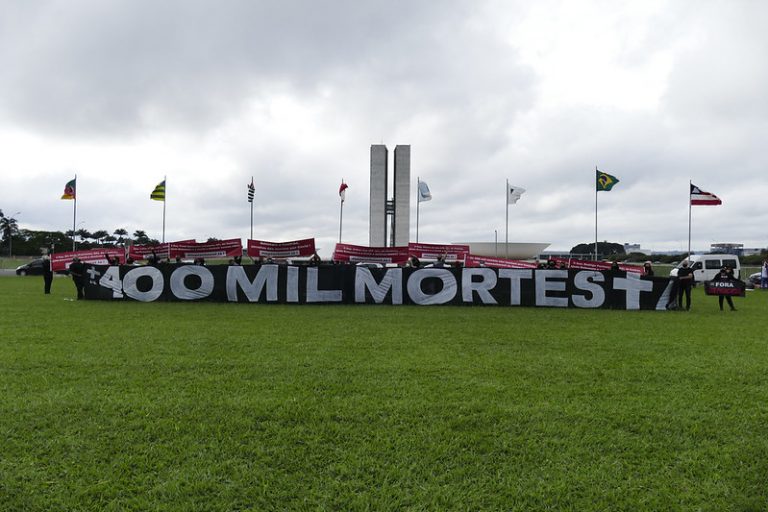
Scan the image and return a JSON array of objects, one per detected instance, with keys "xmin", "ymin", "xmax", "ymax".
[
  {"xmin": 462, "ymin": 268, "xmax": 497, "ymax": 304},
  {"xmin": 613, "ymin": 273, "xmax": 653, "ymax": 310},
  {"xmin": 498, "ymin": 269, "xmax": 533, "ymax": 305},
  {"xmin": 406, "ymin": 269, "xmax": 457, "ymax": 305},
  {"xmin": 171, "ymin": 265, "xmax": 214, "ymax": 300},
  {"xmin": 226, "ymin": 265, "xmax": 278, "ymax": 302},
  {"xmin": 355, "ymin": 267, "xmax": 403, "ymax": 304},
  {"xmin": 306, "ymin": 267, "xmax": 342, "ymax": 302},
  {"xmin": 286, "ymin": 266, "xmax": 299, "ymax": 303},
  {"xmin": 572, "ymin": 271, "xmax": 605, "ymax": 308},
  {"xmin": 123, "ymin": 266, "xmax": 164, "ymax": 302},
  {"xmin": 535, "ymin": 270, "xmax": 568, "ymax": 307}
]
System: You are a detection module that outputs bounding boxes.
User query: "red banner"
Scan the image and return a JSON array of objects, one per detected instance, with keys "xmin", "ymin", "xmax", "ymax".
[
  {"xmin": 51, "ymin": 248, "xmax": 125, "ymax": 272},
  {"xmin": 408, "ymin": 243, "xmax": 470, "ymax": 262},
  {"xmin": 464, "ymin": 254, "xmax": 538, "ymax": 269},
  {"xmin": 128, "ymin": 240, "xmax": 195, "ymax": 261},
  {"xmin": 705, "ymin": 279, "xmax": 746, "ymax": 297},
  {"xmin": 247, "ymin": 238, "xmax": 316, "ymax": 260},
  {"xmin": 332, "ymin": 243, "xmax": 410, "ymax": 265},
  {"xmin": 549, "ymin": 257, "xmax": 644, "ymax": 274},
  {"xmin": 170, "ymin": 239, "xmax": 243, "ymax": 260}
]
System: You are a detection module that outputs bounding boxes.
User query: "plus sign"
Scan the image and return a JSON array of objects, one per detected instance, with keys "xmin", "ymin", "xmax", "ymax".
[{"xmin": 86, "ymin": 267, "xmax": 101, "ymax": 281}]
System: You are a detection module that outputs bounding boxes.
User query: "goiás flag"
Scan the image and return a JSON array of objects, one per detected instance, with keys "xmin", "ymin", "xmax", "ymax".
[
  {"xmin": 151, "ymin": 180, "xmax": 166, "ymax": 201},
  {"xmin": 596, "ymin": 170, "xmax": 619, "ymax": 191},
  {"xmin": 339, "ymin": 180, "xmax": 348, "ymax": 202},
  {"xmin": 61, "ymin": 178, "xmax": 76, "ymax": 200},
  {"xmin": 690, "ymin": 183, "xmax": 721, "ymax": 205},
  {"xmin": 247, "ymin": 178, "xmax": 255, "ymax": 203}
]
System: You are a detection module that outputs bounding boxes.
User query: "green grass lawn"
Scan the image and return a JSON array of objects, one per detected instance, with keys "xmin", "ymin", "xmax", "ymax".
[{"xmin": 1, "ymin": 275, "xmax": 767, "ymax": 511}]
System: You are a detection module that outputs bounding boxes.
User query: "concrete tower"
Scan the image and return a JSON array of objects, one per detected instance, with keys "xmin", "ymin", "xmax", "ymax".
[
  {"xmin": 369, "ymin": 145, "xmax": 388, "ymax": 246},
  {"xmin": 369, "ymin": 144, "xmax": 410, "ymax": 247},
  {"xmin": 392, "ymin": 145, "xmax": 411, "ymax": 246}
]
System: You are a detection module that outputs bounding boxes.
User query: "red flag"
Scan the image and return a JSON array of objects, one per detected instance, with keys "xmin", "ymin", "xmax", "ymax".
[{"xmin": 339, "ymin": 181, "xmax": 348, "ymax": 201}]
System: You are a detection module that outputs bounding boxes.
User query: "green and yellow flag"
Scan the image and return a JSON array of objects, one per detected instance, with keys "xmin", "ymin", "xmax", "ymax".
[
  {"xmin": 150, "ymin": 180, "xmax": 166, "ymax": 201},
  {"xmin": 596, "ymin": 170, "xmax": 619, "ymax": 191}
]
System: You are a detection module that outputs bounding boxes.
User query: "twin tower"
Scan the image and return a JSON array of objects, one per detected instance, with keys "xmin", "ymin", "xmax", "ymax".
[{"xmin": 369, "ymin": 144, "xmax": 410, "ymax": 247}]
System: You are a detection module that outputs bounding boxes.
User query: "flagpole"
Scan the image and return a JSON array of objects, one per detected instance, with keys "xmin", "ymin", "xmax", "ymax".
[
  {"xmin": 687, "ymin": 179, "xmax": 692, "ymax": 261},
  {"xmin": 416, "ymin": 177, "xmax": 420, "ymax": 243},
  {"xmin": 339, "ymin": 179, "xmax": 344, "ymax": 243},
  {"xmin": 162, "ymin": 175, "xmax": 166, "ymax": 243},
  {"xmin": 594, "ymin": 167, "xmax": 598, "ymax": 261},
  {"xmin": 505, "ymin": 179, "xmax": 509, "ymax": 259},
  {"xmin": 72, "ymin": 174, "xmax": 77, "ymax": 251},
  {"xmin": 250, "ymin": 176, "xmax": 254, "ymax": 241}
]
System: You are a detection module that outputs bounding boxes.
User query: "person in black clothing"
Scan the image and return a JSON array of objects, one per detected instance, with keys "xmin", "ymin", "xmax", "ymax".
[
  {"xmin": 643, "ymin": 261, "xmax": 654, "ymax": 276},
  {"xmin": 69, "ymin": 257, "xmax": 86, "ymax": 300},
  {"xmin": 42, "ymin": 255, "xmax": 53, "ymax": 294},
  {"xmin": 715, "ymin": 266, "xmax": 737, "ymax": 311},
  {"xmin": 676, "ymin": 261, "xmax": 695, "ymax": 310}
]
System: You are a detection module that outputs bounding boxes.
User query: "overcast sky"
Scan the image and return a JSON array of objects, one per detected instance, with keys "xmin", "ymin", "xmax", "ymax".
[{"xmin": 1, "ymin": 0, "xmax": 766, "ymax": 255}]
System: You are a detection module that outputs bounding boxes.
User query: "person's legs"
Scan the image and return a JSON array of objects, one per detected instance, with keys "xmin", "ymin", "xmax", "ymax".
[
  {"xmin": 719, "ymin": 295, "xmax": 725, "ymax": 311},
  {"xmin": 684, "ymin": 286, "xmax": 691, "ymax": 310},
  {"xmin": 726, "ymin": 295, "xmax": 735, "ymax": 311}
]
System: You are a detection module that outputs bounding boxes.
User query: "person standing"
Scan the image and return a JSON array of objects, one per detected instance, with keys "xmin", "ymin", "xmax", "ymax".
[
  {"xmin": 714, "ymin": 266, "xmax": 737, "ymax": 311},
  {"xmin": 42, "ymin": 255, "xmax": 53, "ymax": 294},
  {"xmin": 761, "ymin": 258, "xmax": 768, "ymax": 290},
  {"xmin": 677, "ymin": 261, "xmax": 695, "ymax": 310},
  {"xmin": 69, "ymin": 257, "xmax": 86, "ymax": 300},
  {"xmin": 643, "ymin": 261, "xmax": 654, "ymax": 277}
]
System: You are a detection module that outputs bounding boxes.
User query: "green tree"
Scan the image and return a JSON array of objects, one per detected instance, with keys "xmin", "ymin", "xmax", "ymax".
[
  {"xmin": 570, "ymin": 241, "xmax": 626, "ymax": 259},
  {"xmin": 0, "ymin": 210, "xmax": 20, "ymax": 256},
  {"xmin": 133, "ymin": 230, "xmax": 150, "ymax": 245}
]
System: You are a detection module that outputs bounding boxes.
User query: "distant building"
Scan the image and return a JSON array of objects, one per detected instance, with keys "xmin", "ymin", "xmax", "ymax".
[
  {"xmin": 623, "ymin": 243, "xmax": 644, "ymax": 253},
  {"xmin": 711, "ymin": 243, "xmax": 765, "ymax": 256},
  {"xmin": 369, "ymin": 144, "xmax": 410, "ymax": 247}
]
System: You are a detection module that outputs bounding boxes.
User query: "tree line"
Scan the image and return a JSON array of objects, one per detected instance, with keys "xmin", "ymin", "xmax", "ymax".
[{"xmin": 1, "ymin": 209, "xmax": 160, "ymax": 256}]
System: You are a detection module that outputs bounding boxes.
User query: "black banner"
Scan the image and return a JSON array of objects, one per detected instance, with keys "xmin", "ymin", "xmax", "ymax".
[
  {"xmin": 704, "ymin": 279, "xmax": 746, "ymax": 297},
  {"xmin": 83, "ymin": 264, "xmax": 675, "ymax": 310}
]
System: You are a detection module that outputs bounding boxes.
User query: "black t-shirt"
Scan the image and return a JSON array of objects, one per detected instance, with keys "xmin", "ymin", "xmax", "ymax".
[{"xmin": 677, "ymin": 267, "xmax": 694, "ymax": 285}]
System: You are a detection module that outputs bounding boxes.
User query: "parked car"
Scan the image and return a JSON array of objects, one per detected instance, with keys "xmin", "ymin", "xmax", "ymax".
[
  {"xmin": 15, "ymin": 259, "xmax": 68, "ymax": 276},
  {"xmin": 746, "ymin": 272, "xmax": 761, "ymax": 289}
]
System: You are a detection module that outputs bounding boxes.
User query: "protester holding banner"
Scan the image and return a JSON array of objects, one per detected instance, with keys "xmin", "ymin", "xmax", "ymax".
[
  {"xmin": 713, "ymin": 266, "xmax": 738, "ymax": 311},
  {"xmin": 677, "ymin": 261, "xmax": 694, "ymax": 310},
  {"xmin": 69, "ymin": 257, "xmax": 86, "ymax": 300},
  {"xmin": 42, "ymin": 255, "xmax": 53, "ymax": 294}
]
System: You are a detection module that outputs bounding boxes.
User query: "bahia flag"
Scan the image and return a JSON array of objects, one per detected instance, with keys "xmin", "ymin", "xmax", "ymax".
[
  {"xmin": 418, "ymin": 180, "xmax": 432, "ymax": 202},
  {"xmin": 339, "ymin": 180, "xmax": 348, "ymax": 202},
  {"xmin": 61, "ymin": 178, "xmax": 76, "ymax": 200},
  {"xmin": 507, "ymin": 185, "xmax": 526, "ymax": 204},
  {"xmin": 151, "ymin": 180, "xmax": 166, "ymax": 201},
  {"xmin": 247, "ymin": 178, "xmax": 255, "ymax": 203},
  {"xmin": 690, "ymin": 183, "xmax": 722, "ymax": 205},
  {"xmin": 596, "ymin": 169, "xmax": 619, "ymax": 191}
]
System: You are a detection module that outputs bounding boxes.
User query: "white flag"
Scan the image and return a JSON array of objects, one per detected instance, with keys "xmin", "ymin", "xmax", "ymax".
[
  {"xmin": 418, "ymin": 180, "xmax": 432, "ymax": 202},
  {"xmin": 507, "ymin": 185, "xmax": 525, "ymax": 204}
]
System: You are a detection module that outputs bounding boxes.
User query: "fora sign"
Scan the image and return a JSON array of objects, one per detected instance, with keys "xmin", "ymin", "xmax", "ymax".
[{"xmin": 85, "ymin": 265, "xmax": 674, "ymax": 310}]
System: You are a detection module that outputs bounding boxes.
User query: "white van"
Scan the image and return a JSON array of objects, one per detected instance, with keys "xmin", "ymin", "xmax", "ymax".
[{"xmin": 669, "ymin": 254, "xmax": 740, "ymax": 282}]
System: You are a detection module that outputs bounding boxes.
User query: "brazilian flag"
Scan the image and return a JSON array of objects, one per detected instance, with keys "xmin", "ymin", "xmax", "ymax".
[
  {"xmin": 596, "ymin": 170, "xmax": 619, "ymax": 191},
  {"xmin": 151, "ymin": 180, "xmax": 166, "ymax": 201}
]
